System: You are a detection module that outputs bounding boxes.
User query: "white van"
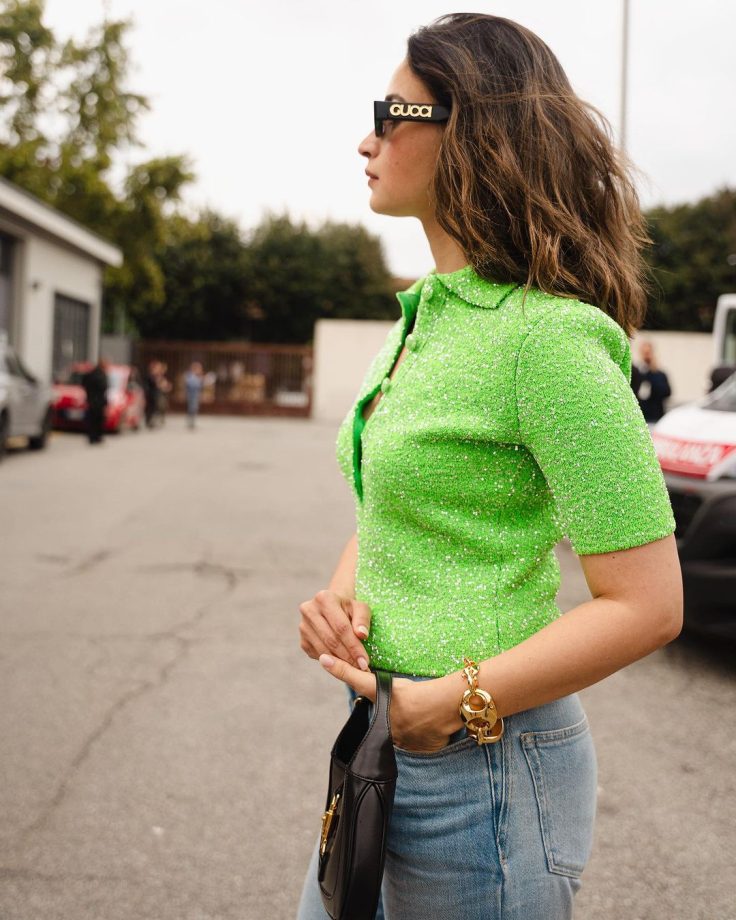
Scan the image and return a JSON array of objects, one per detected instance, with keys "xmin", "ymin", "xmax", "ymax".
[{"xmin": 711, "ymin": 292, "xmax": 736, "ymax": 386}]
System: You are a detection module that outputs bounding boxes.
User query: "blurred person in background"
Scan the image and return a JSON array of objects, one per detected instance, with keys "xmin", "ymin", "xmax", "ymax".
[
  {"xmin": 185, "ymin": 361, "xmax": 204, "ymax": 429},
  {"xmin": 143, "ymin": 359, "xmax": 160, "ymax": 429},
  {"xmin": 632, "ymin": 339, "xmax": 672, "ymax": 424},
  {"xmin": 156, "ymin": 362, "xmax": 172, "ymax": 424},
  {"xmin": 81, "ymin": 357, "xmax": 109, "ymax": 445},
  {"xmin": 142, "ymin": 360, "xmax": 172, "ymax": 428}
]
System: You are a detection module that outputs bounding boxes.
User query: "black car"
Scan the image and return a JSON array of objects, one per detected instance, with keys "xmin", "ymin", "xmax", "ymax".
[
  {"xmin": 665, "ymin": 472, "xmax": 736, "ymax": 640},
  {"xmin": 652, "ymin": 375, "xmax": 736, "ymax": 641}
]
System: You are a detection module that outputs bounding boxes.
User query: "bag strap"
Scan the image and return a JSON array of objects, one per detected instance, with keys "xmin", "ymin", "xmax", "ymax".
[
  {"xmin": 372, "ymin": 668, "xmax": 393, "ymax": 736},
  {"xmin": 349, "ymin": 668, "xmax": 396, "ymax": 779}
]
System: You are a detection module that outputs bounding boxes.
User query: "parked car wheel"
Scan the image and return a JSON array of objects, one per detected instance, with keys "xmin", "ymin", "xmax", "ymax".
[{"xmin": 29, "ymin": 408, "xmax": 52, "ymax": 450}]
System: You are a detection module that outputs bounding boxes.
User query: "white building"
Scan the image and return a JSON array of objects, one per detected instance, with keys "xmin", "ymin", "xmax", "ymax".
[{"xmin": 0, "ymin": 177, "xmax": 122, "ymax": 382}]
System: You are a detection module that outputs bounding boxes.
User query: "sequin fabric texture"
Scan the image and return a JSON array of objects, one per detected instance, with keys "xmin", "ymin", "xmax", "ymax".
[{"xmin": 335, "ymin": 265, "xmax": 676, "ymax": 677}]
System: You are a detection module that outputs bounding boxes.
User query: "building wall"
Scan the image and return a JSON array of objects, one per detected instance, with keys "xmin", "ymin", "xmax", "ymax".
[
  {"xmin": 19, "ymin": 235, "xmax": 103, "ymax": 382},
  {"xmin": 100, "ymin": 334, "xmax": 133, "ymax": 365},
  {"xmin": 313, "ymin": 319, "xmax": 398, "ymax": 422},
  {"xmin": 313, "ymin": 318, "xmax": 716, "ymax": 423}
]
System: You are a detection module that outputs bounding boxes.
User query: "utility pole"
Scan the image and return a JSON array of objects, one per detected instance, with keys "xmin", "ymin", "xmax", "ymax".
[{"xmin": 620, "ymin": 0, "xmax": 630, "ymax": 153}]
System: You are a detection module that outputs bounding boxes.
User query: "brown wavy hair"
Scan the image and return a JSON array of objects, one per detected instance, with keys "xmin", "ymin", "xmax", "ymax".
[{"xmin": 407, "ymin": 13, "xmax": 650, "ymax": 336}]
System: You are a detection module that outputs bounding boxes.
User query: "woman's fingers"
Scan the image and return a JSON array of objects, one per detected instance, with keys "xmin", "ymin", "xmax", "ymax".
[
  {"xmin": 349, "ymin": 600, "xmax": 372, "ymax": 640},
  {"xmin": 319, "ymin": 654, "xmax": 376, "ymax": 700},
  {"xmin": 300, "ymin": 604, "xmax": 357, "ymax": 664},
  {"xmin": 299, "ymin": 590, "xmax": 370, "ymax": 670},
  {"xmin": 298, "ymin": 618, "xmax": 322, "ymax": 660},
  {"xmin": 318, "ymin": 592, "xmax": 371, "ymax": 668}
]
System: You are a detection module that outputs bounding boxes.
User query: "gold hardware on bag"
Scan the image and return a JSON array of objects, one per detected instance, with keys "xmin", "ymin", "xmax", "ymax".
[
  {"xmin": 460, "ymin": 657, "xmax": 504, "ymax": 745},
  {"xmin": 320, "ymin": 792, "xmax": 340, "ymax": 856}
]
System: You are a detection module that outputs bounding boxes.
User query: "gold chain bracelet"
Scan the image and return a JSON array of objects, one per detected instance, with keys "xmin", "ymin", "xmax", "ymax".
[{"xmin": 459, "ymin": 657, "xmax": 504, "ymax": 745}]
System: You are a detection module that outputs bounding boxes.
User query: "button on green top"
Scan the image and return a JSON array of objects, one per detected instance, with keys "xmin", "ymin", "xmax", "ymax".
[
  {"xmin": 335, "ymin": 265, "xmax": 676, "ymax": 677},
  {"xmin": 380, "ymin": 376, "xmax": 391, "ymax": 393}
]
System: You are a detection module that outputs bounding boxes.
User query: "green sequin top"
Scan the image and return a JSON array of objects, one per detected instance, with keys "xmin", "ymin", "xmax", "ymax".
[{"xmin": 335, "ymin": 265, "xmax": 676, "ymax": 677}]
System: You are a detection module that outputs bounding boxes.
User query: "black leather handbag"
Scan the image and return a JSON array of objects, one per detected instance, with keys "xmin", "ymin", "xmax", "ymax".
[{"xmin": 318, "ymin": 668, "xmax": 397, "ymax": 920}]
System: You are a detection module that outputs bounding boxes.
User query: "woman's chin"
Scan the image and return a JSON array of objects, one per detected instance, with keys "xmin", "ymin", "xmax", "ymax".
[
  {"xmin": 368, "ymin": 197, "xmax": 413, "ymax": 218},
  {"xmin": 368, "ymin": 195, "xmax": 388, "ymax": 215}
]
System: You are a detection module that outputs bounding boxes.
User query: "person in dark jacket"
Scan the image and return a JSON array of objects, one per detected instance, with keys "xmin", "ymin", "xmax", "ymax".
[
  {"xmin": 143, "ymin": 360, "xmax": 160, "ymax": 429},
  {"xmin": 632, "ymin": 340, "xmax": 671, "ymax": 423},
  {"xmin": 81, "ymin": 358, "xmax": 109, "ymax": 444}
]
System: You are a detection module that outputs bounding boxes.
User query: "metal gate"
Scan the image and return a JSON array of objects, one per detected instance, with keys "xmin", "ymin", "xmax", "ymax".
[
  {"xmin": 53, "ymin": 294, "xmax": 91, "ymax": 380},
  {"xmin": 133, "ymin": 341, "xmax": 313, "ymax": 417}
]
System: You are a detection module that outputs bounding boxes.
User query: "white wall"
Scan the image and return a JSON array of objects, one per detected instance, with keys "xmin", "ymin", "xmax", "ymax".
[
  {"xmin": 313, "ymin": 318, "xmax": 716, "ymax": 422},
  {"xmin": 100, "ymin": 334, "xmax": 133, "ymax": 365},
  {"xmin": 20, "ymin": 235, "xmax": 103, "ymax": 382},
  {"xmin": 313, "ymin": 318, "xmax": 397, "ymax": 421}
]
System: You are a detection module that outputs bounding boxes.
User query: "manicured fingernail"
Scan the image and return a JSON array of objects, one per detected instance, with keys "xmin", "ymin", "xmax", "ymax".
[
  {"xmin": 356, "ymin": 625, "xmax": 369, "ymax": 638},
  {"xmin": 319, "ymin": 654, "xmax": 335, "ymax": 668},
  {"xmin": 358, "ymin": 657, "xmax": 369, "ymax": 671}
]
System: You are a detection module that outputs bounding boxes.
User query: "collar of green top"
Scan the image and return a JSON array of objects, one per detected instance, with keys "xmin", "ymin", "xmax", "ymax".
[
  {"xmin": 395, "ymin": 276, "xmax": 424, "ymax": 325},
  {"xmin": 396, "ymin": 265, "xmax": 520, "ymax": 321}
]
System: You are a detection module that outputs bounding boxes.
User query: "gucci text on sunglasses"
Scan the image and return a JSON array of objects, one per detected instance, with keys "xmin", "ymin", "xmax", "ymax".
[{"xmin": 373, "ymin": 100, "xmax": 451, "ymax": 136}]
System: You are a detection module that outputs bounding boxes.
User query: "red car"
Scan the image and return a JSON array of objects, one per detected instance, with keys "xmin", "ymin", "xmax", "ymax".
[{"xmin": 52, "ymin": 363, "xmax": 145, "ymax": 433}]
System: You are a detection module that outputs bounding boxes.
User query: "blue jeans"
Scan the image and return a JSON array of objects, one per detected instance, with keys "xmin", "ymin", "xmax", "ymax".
[
  {"xmin": 297, "ymin": 673, "xmax": 597, "ymax": 920},
  {"xmin": 186, "ymin": 392, "xmax": 200, "ymax": 426}
]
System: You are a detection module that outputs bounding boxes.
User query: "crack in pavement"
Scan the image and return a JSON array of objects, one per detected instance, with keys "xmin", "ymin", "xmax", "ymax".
[
  {"xmin": 0, "ymin": 631, "xmax": 208, "ymax": 640},
  {"xmin": 0, "ymin": 866, "xmax": 130, "ymax": 882},
  {"xmin": 137, "ymin": 560, "xmax": 249, "ymax": 590},
  {"xmin": 62, "ymin": 549, "xmax": 113, "ymax": 577},
  {"xmin": 1, "ymin": 558, "xmax": 248, "ymax": 641},
  {"xmin": 35, "ymin": 554, "xmax": 72, "ymax": 566},
  {"xmin": 12, "ymin": 560, "xmax": 243, "ymax": 850},
  {"xmin": 16, "ymin": 633, "xmax": 193, "ymax": 846}
]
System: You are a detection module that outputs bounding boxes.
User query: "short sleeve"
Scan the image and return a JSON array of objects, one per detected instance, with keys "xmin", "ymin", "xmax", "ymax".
[{"xmin": 514, "ymin": 301, "xmax": 676, "ymax": 555}]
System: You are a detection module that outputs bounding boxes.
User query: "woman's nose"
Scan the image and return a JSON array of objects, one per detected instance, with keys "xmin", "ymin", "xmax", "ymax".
[{"xmin": 358, "ymin": 131, "xmax": 378, "ymax": 159}]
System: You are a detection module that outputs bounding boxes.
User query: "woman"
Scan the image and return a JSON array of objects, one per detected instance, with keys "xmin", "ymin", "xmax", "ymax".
[{"xmin": 297, "ymin": 13, "xmax": 682, "ymax": 920}]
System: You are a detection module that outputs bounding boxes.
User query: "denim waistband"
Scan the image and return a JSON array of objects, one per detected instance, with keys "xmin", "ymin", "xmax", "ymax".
[{"xmin": 345, "ymin": 671, "xmax": 587, "ymax": 739}]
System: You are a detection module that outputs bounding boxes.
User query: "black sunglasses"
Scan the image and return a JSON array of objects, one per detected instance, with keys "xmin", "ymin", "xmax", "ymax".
[{"xmin": 373, "ymin": 100, "xmax": 451, "ymax": 137}]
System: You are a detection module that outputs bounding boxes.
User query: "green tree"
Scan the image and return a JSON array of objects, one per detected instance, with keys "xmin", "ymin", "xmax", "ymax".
[
  {"xmin": 314, "ymin": 221, "xmax": 397, "ymax": 321},
  {"xmin": 0, "ymin": 0, "xmax": 53, "ymax": 144},
  {"xmin": 137, "ymin": 211, "xmax": 252, "ymax": 340},
  {"xmin": 0, "ymin": 0, "xmax": 192, "ymax": 332},
  {"xmin": 104, "ymin": 156, "xmax": 194, "ymax": 333},
  {"xmin": 58, "ymin": 17, "xmax": 147, "ymax": 172},
  {"xmin": 644, "ymin": 186, "xmax": 736, "ymax": 331},
  {"xmin": 134, "ymin": 212, "xmax": 397, "ymax": 343},
  {"xmin": 0, "ymin": 2, "xmax": 398, "ymax": 343},
  {"xmin": 245, "ymin": 214, "xmax": 396, "ymax": 343}
]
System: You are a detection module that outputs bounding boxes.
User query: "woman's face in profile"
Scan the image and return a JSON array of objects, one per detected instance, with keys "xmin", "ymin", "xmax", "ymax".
[{"xmin": 358, "ymin": 59, "xmax": 445, "ymax": 221}]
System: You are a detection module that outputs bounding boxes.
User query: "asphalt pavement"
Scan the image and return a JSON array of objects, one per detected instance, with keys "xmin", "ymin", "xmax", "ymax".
[{"xmin": 0, "ymin": 417, "xmax": 734, "ymax": 920}]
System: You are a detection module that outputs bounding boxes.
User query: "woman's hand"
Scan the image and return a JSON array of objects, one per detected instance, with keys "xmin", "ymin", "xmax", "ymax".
[
  {"xmin": 298, "ymin": 589, "xmax": 373, "ymax": 672},
  {"xmin": 318, "ymin": 654, "xmax": 459, "ymax": 753}
]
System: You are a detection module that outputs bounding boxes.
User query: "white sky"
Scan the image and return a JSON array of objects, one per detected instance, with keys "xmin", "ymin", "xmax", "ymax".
[{"xmin": 43, "ymin": 0, "xmax": 736, "ymax": 277}]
